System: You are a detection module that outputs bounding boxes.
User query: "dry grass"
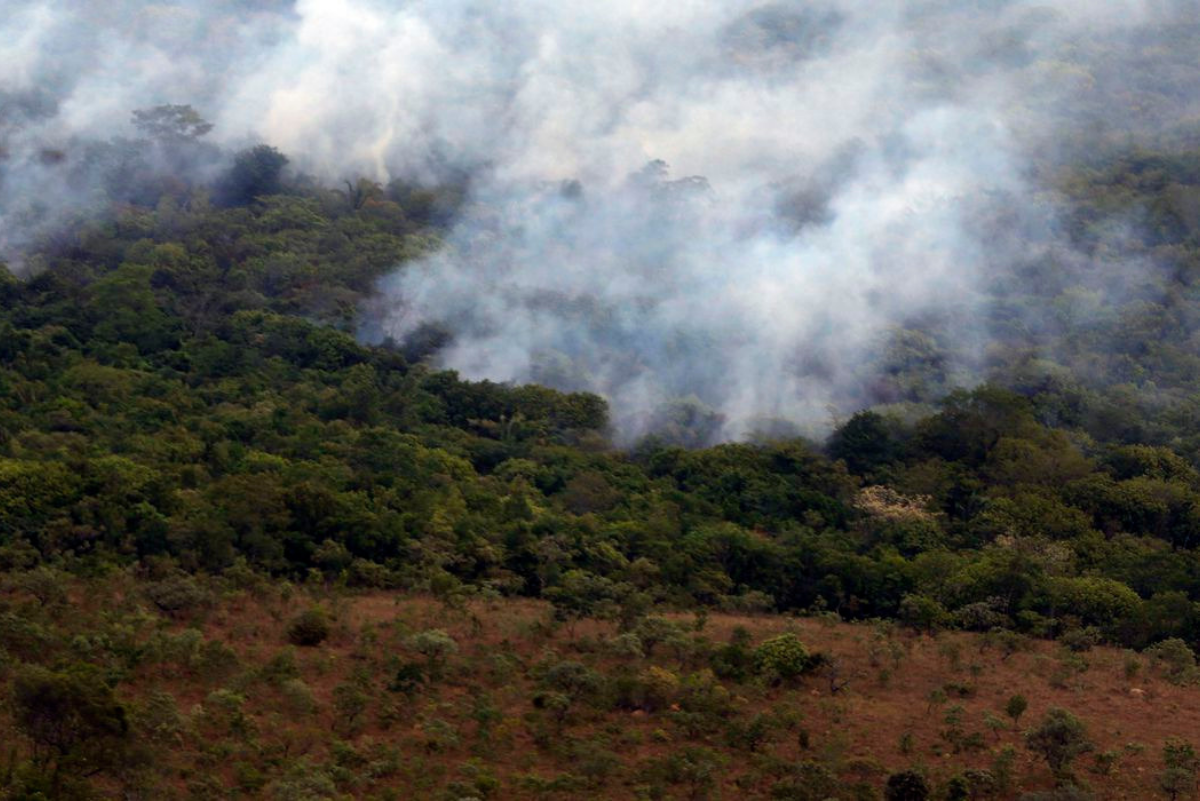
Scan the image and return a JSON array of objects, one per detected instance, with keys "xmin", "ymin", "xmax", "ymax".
[
  {"xmin": 6, "ymin": 573, "xmax": 1196, "ymax": 799},
  {"xmin": 154, "ymin": 589, "xmax": 1200, "ymax": 799}
]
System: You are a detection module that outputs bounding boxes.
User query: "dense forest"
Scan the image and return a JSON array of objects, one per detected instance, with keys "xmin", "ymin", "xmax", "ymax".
[
  {"xmin": 6, "ymin": 114, "xmax": 1200, "ymax": 645},
  {"xmin": 6, "ymin": 3, "xmax": 1200, "ymax": 799}
]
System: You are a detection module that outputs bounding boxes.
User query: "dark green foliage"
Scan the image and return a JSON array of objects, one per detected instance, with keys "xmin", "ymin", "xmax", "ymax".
[
  {"xmin": 287, "ymin": 607, "xmax": 331, "ymax": 647},
  {"xmin": 218, "ymin": 144, "xmax": 290, "ymax": 206},
  {"xmin": 1006, "ymin": 694, "xmax": 1029, "ymax": 725},
  {"xmin": 884, "ymin": 769, "xmax": 930, "ymax": 801},
  {"xmin": 1059, "ymin": 627, "xmax": 1102, "ymax": 653},
  {"xmin": 388, "ymin": 662, "xmax": 425, "ymax": 696},
  {"xmin": 829, "ymin": 411, "xmax": 900, "ymax": 476},
  {"xmin": 945, "ymin": 774, "xmax": 971, "ymax": 801},
  {"xmin": 10, "ymin": 664, "xmax": 133, "ymax": 791},
  {"xmin": 145, "ymin": 575, "xmax": 208, "ymax": 615},
  {"xmin": 645, "ymin": 746, "xmax": 725, "ymax": 800},
  {"xmin": 1160, "ymin": 737, "xmax": 1199, "ymax": 800},
  {"xmin": 710, "ymin": 627, "xmax": 756, "ymax": 682}
]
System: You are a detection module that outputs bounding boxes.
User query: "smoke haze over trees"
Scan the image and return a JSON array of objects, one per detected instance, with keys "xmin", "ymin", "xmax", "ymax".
[{"xmin": 4, "ymin": 0, "xmax": 1200, "ymax": 442}]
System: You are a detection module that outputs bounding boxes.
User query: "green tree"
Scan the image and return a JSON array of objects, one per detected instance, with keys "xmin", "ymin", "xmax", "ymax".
[
  {"xmin": 407, "ymin": 629, "xmax": 458, "ymax": 680},
  {"xmin": 1025, "ymin": 708, "xmax": 1094, "ymax": 782},
  {"xmin": 1160, "ymin": 738, "xmax": 1199, "ymax": 800},
  {"xmin": 829, "ymin": 410, "xmax": 900, "ymax": 476},
  {"xmin": 218, "ymin": 144, "xmax": 289, "ymax": 206},
  {"xmin": 753, "ymin": 633, "xmax": 812, "ymax": 683},
  {"xmin": 1005, "ymin": 693, "xmax": 1028, "ymax": 726},
  {"xmin": 11, "ymin": 664, "xmax": 132, "ymax": 794}
]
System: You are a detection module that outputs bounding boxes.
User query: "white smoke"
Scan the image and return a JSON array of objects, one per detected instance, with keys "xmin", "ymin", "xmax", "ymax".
[{"xmin": 2, "ymin": 0, "xmax": 1195, "ymax": 441}]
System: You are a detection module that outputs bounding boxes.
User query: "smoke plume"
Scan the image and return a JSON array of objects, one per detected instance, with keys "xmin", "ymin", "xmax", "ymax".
[{"xmin": 3, "ymin": 1, "xmax": 1197, "ymax": 442}]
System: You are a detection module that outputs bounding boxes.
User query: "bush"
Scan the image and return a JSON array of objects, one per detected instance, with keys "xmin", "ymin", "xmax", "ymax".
[
  {"xmin": 407, "ymin": 629, "xmax": 458, "ymax": 678},
  {"xmin": 753, "ymin": 634, "xmax": 812, "ymax": 682},
  {"xmin": 1146, "ymin": 638, "xmax": 1198, "ymax": 685},
  {"xmin": 1059, "ymin": 627, "xmax": 1102, "ymax": 653},
  {"xmin": 1025, "ymin": 708, "xmax": 1094, "ymax": 780},
  {"xmin": 12, "ymin": 663, "xmax": 132, "ymax": 775},
  {"xmin": 955, "ymin": 598, "xmax": 1009, "ymax": 631},
  {"xmin": 286, "ymin": 607, "xmax": 331, "ymax": 647},
  {"xmin": 389, "ymin": 662, "xmax": 425, "ymax": 696},
  {"xmin": 146, "ymin": 575, "xmax": 209, "ymax": 615},
  {"xmin": 771, "ymin": 761, "xmax": 838, "ymax": 800},
  {"xmin": 1006, "ymin": 693, "xmax": 1028, "ymax": 725},
  {"xmin": 884, "ymin": 769, "xmax": 930, "ymax": 801},
  {"xmin": 898, "ymin": 594, "xmax": 950, "ymax": 633},
  {"xmin": 711, "ymin": 631, "xmax": 755, "ymax": 682}
]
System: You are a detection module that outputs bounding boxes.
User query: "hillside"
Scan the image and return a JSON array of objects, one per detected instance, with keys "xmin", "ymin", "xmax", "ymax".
[
  {"xmin": 4, "ymin": 141, "xmax": 1200, "ymax": 797},
  {"xmin": 8, "ymin": 5, "xmax": 1200, "ymax": 799},
  {"xmin": 3, "ymin": 576, "xmax": 1198, "ymax": 800}
]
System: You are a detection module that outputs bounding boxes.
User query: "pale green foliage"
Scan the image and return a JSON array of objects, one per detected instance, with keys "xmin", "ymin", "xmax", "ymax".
[
  {"xmin": 1146, "ymin": 639, "xmax": 1198, "ymax": 685},
  {"xmin": 753, "ymin": 633, "xmax": 811, "ymax": 682},
  {"xmin": 407, "ymin": 628, "xmax": 458, "ymax": 678}
]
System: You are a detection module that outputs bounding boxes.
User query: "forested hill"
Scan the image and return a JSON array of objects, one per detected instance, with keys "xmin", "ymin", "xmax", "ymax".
[
  {"xmin": 2, "ymin": 130, "xmax": 1200, "ymax": 655},
  {"xmin": 10, "ymin": 3, "xmax": 1200, "ymax": 797}
]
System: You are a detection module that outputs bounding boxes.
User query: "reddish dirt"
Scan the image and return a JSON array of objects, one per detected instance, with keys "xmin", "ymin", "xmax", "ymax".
[{"xmin": 174, "ymin": 591, "xmax": 1200, "ymax": 799}]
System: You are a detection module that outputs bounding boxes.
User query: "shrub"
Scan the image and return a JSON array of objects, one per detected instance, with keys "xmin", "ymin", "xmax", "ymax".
[
  {"xmin": 753, "ymin": 634, "xmax": 812, "ymax": 682},
  {"xmin": 258, "ymin": 648, "xmax": 300, "ymax": 685},
  {"xmin": 543, "ymin": 660, "xmax": 602, "ymax": 703},
  {"xmin": 1160, "ymin": 737, "xmax": 1199, "ymax": 800},
  {"xmin": 711, "ymin": 634, "xmax": 754, "ymax": 682},
  {"xmin": 280, "ymin": 679, "xmax": 317, "ymax": 715},
  {"xmin": 1159, "ymin": 767, "xmax": 1195, "ymax": 801},
  {"xmin": 1059, "ymin": 627, "xmax": 1102, "ymax": 653},
  {"xmin": 133, "ymin": 689, "xmax": 186, "ymax": 744},
  {"xmin": 962, "ymin": 769, "xmax": 997, "ymax": 798},
  {"xmin": 898, "ymin": 594, "xmax": 950, "ymax": 633},
  {"xmin": 146, "ymin": 575, "xmax": 208, "ymax": 615},
  {"xmin": 955, "ymin": 598, "xmax": 1009, "ymax": 631},
  {"xmin": 1089, "ymin": 750, "xmax": 1119, "ymax": 777},
  {"xmin": 640, "ymin": 665, "xmax": 681, "ymax": 712},
  {"xmin": 1146, "ymin": 638, "xmax": 1198, "ymax": 685},
  {"xmin": 945, "ymin": 774, "xmax": 970, "ymax": 801},
  {"xmin": 771, "ymin": 761, "xmax": 838, "ymax": 800},
  {"xmin": 1025, "ymin": 708, "xmax": 1094, "ymax": 781},
  {"xmin": 1005, "ymin": 693, "xmax": 1028, "ymax": 725},
  {"xmin": 650, "ymin": 747, "xmax": 725, "ymax": 800},
  {"xmin": 884, "ymin": 769, "xmax": 930, "ymax": 801},
  {"xmin": 406, "ymin": 629, "xmax": 458, "ymax": 679},
  {"xmin": 389, "ymin": 662, "xmax": 425, "ymax": 696},
  {"xmin": 286, "ymin": 607, "xmax": 331, "ymax": 647},
  {"xmin": 723, "ymin": 713, "xmax": 774, "ymax": 751},
  {"xmin": 332, "ymin": 680, "xmax": 370, "ymax": 735},
  {"xmin": 677, "ymin": 670, "xmax": 732, "ymax": 718},
  {"xmin": 1163, "ymin": 737, "xmax": 1199, "ymax": 773},
  {"xmin": 633, "ymin": 616, "xmax": 685, "ymax": 657},
  {"xmin": 11, "ymin": 662, "xmax": 133, "ymax": 788}
]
